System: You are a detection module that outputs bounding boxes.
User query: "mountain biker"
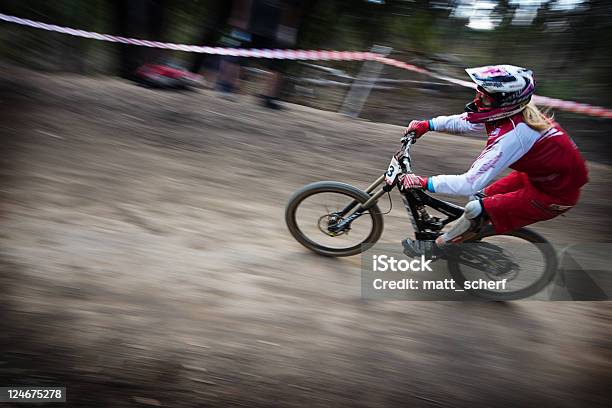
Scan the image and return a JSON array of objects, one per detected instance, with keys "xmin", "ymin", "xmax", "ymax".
[{"xmin": 398, "ymin": 65, "xmax": 588, "ymax": 250}]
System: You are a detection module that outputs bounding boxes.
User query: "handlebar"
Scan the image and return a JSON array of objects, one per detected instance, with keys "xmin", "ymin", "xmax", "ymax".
[
  {"xmin": 401, "ymin": 131, "xmax": 417, "ymax": 146},
  {"xmin": 399, "ymin": 131, "xmax": 417, "ymax": 173}
]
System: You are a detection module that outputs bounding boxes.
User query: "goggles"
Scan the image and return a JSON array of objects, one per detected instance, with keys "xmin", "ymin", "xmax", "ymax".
[{"xmin": 473, "ymin": 89, "xmax": 496, "ymax": 111}]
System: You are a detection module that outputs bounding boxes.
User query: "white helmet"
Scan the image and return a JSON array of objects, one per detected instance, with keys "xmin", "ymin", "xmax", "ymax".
[{"xmin": 464, "ymin": 65, "xmax": 536, "ymax": 123}]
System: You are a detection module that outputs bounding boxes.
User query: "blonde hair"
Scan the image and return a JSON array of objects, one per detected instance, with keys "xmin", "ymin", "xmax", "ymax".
[{"xmin": 522, "ymin": 102, "xmax": 554, "ymax": 132}]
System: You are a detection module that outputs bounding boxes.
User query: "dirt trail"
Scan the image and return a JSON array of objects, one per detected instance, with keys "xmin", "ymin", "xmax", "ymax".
[{"xmin": 1, "ymin": 68, "xmax": 611, "ymax": 407}]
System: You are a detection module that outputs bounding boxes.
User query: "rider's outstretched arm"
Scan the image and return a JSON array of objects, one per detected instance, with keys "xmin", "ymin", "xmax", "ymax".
[
  {"xmin": 429, "ymin": 113, "xmax": 485, "ymax": 137},
  {"xmin": 427, "ymin": 125, "xmax": 540, "ymax": 196}
]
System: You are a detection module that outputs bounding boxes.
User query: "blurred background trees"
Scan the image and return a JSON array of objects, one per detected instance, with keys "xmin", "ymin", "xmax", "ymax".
[{"xmin": 0, "ymin": 0, "xmax": 610, "ymax": 107}]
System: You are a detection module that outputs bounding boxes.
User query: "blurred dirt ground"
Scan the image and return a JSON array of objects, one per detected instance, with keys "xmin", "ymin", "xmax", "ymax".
[{"xmin": 0, "ymin": 67, "xmax": 611, "ymax": 407}]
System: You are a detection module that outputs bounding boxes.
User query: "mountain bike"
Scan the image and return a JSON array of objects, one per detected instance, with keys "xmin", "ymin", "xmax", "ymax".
[{"xmin": 285, "ymin": 133, "xmax": 558, "ymax": 300}]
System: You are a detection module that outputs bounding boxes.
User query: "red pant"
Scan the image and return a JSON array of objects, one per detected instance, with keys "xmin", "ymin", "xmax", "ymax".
[{"xmin": 482, "ymin": 171, "xmax": 579, "ymax": 234}]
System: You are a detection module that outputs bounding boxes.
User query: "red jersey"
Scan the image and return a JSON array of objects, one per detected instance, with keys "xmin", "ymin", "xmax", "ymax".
[{"xmin": 428, "ymin": 112, "xmax": 588, "ymax": 199}]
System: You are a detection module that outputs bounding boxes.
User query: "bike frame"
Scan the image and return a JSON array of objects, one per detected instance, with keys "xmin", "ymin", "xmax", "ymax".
[
  {"xmin": 332, "ymin": 175, "xmax": 464, "ymax": 241},
  {"xmin": 329, "ymin": 134, "xmax": 464, "ymax": 241},
  {"xmin": 287, "ymin": 134, "xmax": 557, "ymax": 299}
]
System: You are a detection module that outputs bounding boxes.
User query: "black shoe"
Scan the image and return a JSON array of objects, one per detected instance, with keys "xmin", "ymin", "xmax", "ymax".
[
  {"xmin": 402, "ymin": 239, "xmax": 442, "ymax": 259},
  {"xmin": 261, "ymin": 95, "xmax": 284, "ymax": 110},
  {"xmin": 402, "ymin": 239, "xmax": 422, "ymax": 257},
  {"xmin": 215, "ymin": 81, "xmax": 237, "ymax": 101},
  {"xmin": 216, "ymin": 80, "xmax": 235, "ymax": 94}
]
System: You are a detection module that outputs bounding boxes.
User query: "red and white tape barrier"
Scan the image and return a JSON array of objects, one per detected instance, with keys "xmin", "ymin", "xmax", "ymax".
[
  {"xmin": 1, "ymin": 12, "xmax": 611, "ymax": 119},
  {"xmin": 0, "ymin": 13, "xmax": 378, "ymax": 61}
]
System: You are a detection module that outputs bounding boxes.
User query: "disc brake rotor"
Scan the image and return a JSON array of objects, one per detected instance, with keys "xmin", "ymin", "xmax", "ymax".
[
  {"xmin": 459, "ymin": 244, "xmax": 520, "ymax": 281},
  {"xmin": 485, "ymin": 257, "xmax": 520, "ymax": 281},
  {"xmin": 318, "ymin": 213, "xmax": 347, "ymax": 237}
]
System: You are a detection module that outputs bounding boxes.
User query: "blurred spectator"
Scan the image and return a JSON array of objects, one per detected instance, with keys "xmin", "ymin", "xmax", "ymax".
[
  {"xmin": 189, "ymin": 1, "xmax": 234, "ymax": 80},
  {"xmin": 214, "ymin": 0, "xmax": 305, "ymax": 108},
  {"xmin": 215, "ymin": 0, "xmax": 253, "ymax": 98},
  {"xmin": 248, "ymin": 0, "xmax": 284, "ymax": 108},
  {"xmin": 250, "ymin": 0, "xmax": 305, "ymax": 109}
]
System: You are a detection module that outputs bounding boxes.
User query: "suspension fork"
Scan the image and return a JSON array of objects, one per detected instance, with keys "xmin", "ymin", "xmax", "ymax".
[
  {"xmin": 328, "ymin": 175, "xmax": 389, "ymax": 233},
  {"xmin": 337, "ymin": 174, "xmax": 386, "ymax": 217}
]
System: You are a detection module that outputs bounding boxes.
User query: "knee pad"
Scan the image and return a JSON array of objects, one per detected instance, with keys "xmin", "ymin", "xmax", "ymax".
[
  {"xmin": 464, "ymin": 200, "xmax": 483, "ymax": 220},
  {"xmin": 436, "ymin": 200, "xmax": 487, "ymax": 246}
]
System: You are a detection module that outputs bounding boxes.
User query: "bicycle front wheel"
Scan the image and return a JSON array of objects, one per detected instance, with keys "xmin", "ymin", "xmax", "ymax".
[{"xmin": 285, "ymin": 181, "xmax": 384, "ymax": 257}]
